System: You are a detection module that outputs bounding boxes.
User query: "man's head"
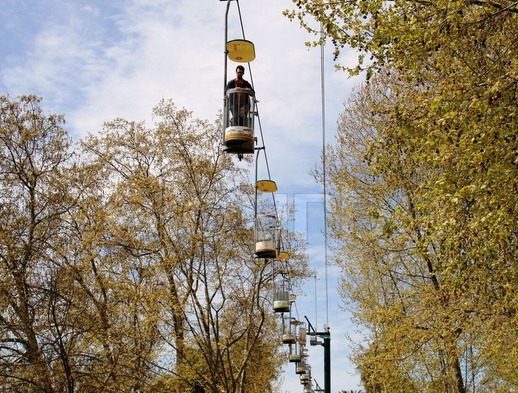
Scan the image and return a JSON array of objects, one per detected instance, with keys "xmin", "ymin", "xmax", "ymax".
[{"xmin": 236, "ymin": 65, "xmax": 245, "ymax": 80}]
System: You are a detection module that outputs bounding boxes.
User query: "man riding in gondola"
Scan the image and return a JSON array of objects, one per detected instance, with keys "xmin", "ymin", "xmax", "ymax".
[{"xmin": 226, "ymin": 65, "xmax": 254, "ymax": 127}]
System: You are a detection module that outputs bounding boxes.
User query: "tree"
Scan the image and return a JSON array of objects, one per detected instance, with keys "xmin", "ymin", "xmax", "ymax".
[
  {"xmin": 285, "ymin": 0, "xmax": 518, "ymax": 78},
  {"xmin": 288, "ymin": 1, "xmax": 517, "ymax": 391},
  {"xmin": 327, "ymin": 74, "xmax": 469, "ymax": 392},
  {"xmin": 0, "ymin": 95, "xmax": 73, "ymax": 392},
  {"xmin": 81, "ymin": 99, "xmax": 300, "ymax": 392},
  {"xmin": 1, "ymin": 96, "xmax": 307, "ymax": 392}
]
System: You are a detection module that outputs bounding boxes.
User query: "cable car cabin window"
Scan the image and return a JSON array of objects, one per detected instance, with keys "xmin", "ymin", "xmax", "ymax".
[{"xmin": 227, "ymin": 88, "xmax": 253, "ymax": 128}]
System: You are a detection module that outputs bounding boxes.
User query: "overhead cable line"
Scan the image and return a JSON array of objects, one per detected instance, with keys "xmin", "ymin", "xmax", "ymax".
[
  {"xmin": 222, "ymin": 1, "xmax": 324, "ymax": 389},
  {"xmin": 320, "ymin": 24, "xmax": 329, "ymax": 329},
  {"xmin": 235, "ymin": 0, "xmax": 278, "ymax": 218}
]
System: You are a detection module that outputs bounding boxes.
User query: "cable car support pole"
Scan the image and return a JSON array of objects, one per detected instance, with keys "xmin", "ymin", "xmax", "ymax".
[
  {"xmin": 305, "ymin": 316, "xmax": 331, "ymax": 393},
  {"xmin": 222, "ymin": 0, "xmax": 232, "ymax": 145}
]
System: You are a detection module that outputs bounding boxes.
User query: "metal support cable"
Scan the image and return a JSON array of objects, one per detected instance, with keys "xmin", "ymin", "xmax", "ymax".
[
  {"xmin": 235, "ymin": 0, "xmax": 278, "ymax": 219},
  {"xmin": 314, "ymin": 274, "xmax": 318, "ymax": 332},
  {"xmin": 320, "ymin": 26, "xmax": 329, "ymax": 329},
  {"xmin": 222, "ymin": 0, "xmax": 232, "ymax": 145}
]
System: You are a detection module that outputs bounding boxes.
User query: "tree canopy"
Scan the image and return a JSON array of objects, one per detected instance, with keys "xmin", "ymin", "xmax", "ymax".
[
  {"xmin": 286, "ymin": 0, "xmax": 517, "ymax": 392},
  {"xmin": 0, "ymin": 95, "xmax": 307, "ymax": 393}
]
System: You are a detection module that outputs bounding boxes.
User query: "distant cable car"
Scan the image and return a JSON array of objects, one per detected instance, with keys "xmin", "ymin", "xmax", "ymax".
[
  {"xmin": 254, "ymin": 180, "xmax": 278, "ymax": 257},
  {"xmin": 273, "ymin": 276, "xmax": 291, "ymax": 313},
  {"xmin": 255, "ymin": 213, "xmax": 278, "ymax": 258},
  {"xmin": 283, "ymin": 333, "xmax": 296, "ymax": 345},
  {"xmin": 300, "ymin": 369, "xmax": 310, "ymax": 385},
  {"xmin": 282, "ymin": 330, "xmax": 296, "ymax": 344},
  {"xmin": 282, "ymin": 316, "xmax": 298, "ymax": 345},
  {"xmin": 289, "ymin": 343, "xmax": 303, "ymax": 363},
  {"xmin": 295, "ymin": 359, "xmax": 307, "ymax": 375},
  {"xmin": 289, "ymin": 320, "xmax": 305, "ymax": 362},
  {"xmin": 298, "ymin": 326, "xmax": 307, "ymax": 346}
]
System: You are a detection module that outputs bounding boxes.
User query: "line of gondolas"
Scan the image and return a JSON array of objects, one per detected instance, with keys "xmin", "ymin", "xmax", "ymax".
[{"xmin": 220, "ymin": 1, "xmax": 329, "ymax": 392}]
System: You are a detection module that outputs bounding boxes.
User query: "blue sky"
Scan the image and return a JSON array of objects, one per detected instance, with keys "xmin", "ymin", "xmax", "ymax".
[{"xmin": 1, "ymin": 1, "xmax": 363, "ymax": 391}]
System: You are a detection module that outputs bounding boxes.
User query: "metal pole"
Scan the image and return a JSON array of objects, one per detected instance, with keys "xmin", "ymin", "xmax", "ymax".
[
  {"xmin": 222, "ymin": 0, "xmax": 232, "ymax": 144},
  {"xmin": 305, "ymin": 317, "xmax": 331, "ymax": 393},
  {"xmin": 223, "ymin": 0, "xmax": 231, "ymax": 90},
  {"xmin": 254, "ymin": 146, "xmax": 264, "ymax": 219},
  {"xmin": 323, "ymin": 331, "xmax": 331, "ymax": 393}
]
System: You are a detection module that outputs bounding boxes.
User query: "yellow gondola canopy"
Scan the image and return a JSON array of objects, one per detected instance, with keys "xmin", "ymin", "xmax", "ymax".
[
  {"xmin": 227, "ymin": 39, "xmax": 255, "ymax": 63},
  {"xmin": 277, "ymin": 251, "xmax": 290, "ymax": 261},
  {"xmin": 256, "ymin": 179, "xmax": 277, "ymax": 193}
]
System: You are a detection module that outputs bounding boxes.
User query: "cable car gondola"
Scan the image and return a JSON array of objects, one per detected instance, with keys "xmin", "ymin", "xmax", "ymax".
[
  {"xmin": 223, "ymin": 85, "xmax": 256, "ymax": 154},
  {"xmin": 222, "ymin": 10, "xmax": 256, "ymax": 156},
  {"xmin": 273, "ymin": 276, "xmax": 291, "ymax": 313},
  {"xmin": 254, "ymin": 179, "xmax": 279, "ymax": 258}
]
